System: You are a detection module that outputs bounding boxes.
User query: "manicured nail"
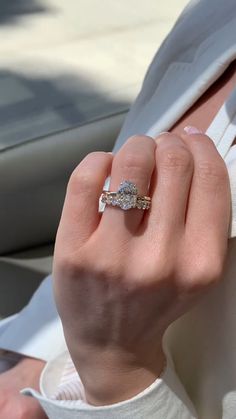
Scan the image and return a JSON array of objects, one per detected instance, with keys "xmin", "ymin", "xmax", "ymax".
[{"xmin": 184, "ymin": 125, "xmax": 203, "ymax": 135}]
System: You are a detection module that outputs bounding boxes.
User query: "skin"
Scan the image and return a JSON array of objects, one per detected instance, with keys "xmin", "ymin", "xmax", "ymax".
[
  {"xmin": 0, "ymin": 60, "xmax": 235, "ymax": 415},
  {"xmin": 0, "ymin": 357, "xmax": 47, "ymax": 419},
  {"xmin": 53, "ymin": 128, "xmax": 231, "ymax": 405}
]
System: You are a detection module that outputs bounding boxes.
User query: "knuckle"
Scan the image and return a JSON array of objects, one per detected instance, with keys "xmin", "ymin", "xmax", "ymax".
[
  {"xmin": 55, "ymin": 241, "xmax": 123, "ymax": 283},
  {"xmin": 68, "ymin": 151, "xmax": 107, "ymax": 194},
  {"xmin": 125, "ymin": 246, "xmax": 175, "ymax": 285},
  {"xmin": 128, "ymin": 134, "xmax": 154, "ymax": 146},
  {"xmin": 180, "ymin": 258, "xmax": 224, "ymax": 293},
  {"xmin": 57, "ymin": 251, "xmax": 117, "ymax": 281},
  {"xmin": 114, "ymin": 152, "xmax": 152, "ymax": 185},
  {"xmin": 196, "ymin": 160, "xmax": 228, "ymax": 186},
  {"xmin": 154, "ymin": 256, "xmax": 175, "ymax": 281},
  {"xmin": 92, "ymin": 253, "xmax": 122, "ymax": 280},
  {"xmin": 159, "ymin": 145, "xmax": 193, "ymax": 173},
  {"xmin": 54, "ymin": 250, "xmax": 87, "ymax": 280},
  {"xmin": 68, "ymin": 166, "xmax": 97, "ymax": 195},
  {"xmin": 147, "ymin": 260, "xmax": 174, "ymax": 285},
  {"xmin": 121, "ymin": 151, "xmax": 150, "ymax": 173},
  {"xmin": 85, "ymin": 150, "xmax": 108, "ymax": 163},
  {"xmin": 194, "ymin": 261, "xmax": 223, "ymax": 287}
]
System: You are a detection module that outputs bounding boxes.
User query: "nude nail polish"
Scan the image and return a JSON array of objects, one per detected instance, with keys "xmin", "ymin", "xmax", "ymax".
[{"xmin": 184, "ymin": 125, "xmax": 203, "ymax": 135}]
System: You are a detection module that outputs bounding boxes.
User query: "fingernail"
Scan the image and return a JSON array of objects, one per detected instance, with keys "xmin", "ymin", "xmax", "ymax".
[
  {"xmin": 155, "ymin": 132, "xmax": 170, "ymax": 143},
  {"xmin": 107, "ymin": 152, "xmax": 113, "ymax": 155},
  {"xmin": 183, "ymin": 125, "xmax": 203, "ymax": 135}
]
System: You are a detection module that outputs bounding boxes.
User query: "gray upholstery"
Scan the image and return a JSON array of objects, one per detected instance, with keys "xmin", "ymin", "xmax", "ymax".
[
  {"xmin": 0, "ymin": 244, "xmax": 53, "ymax": 317},
  {"xmin": 0, "ymin": 113, "xmax": 126, "ymax": 255},
  {"xmin": 0, "ymin": 114, "xmax": 124, "ymax": 317}
]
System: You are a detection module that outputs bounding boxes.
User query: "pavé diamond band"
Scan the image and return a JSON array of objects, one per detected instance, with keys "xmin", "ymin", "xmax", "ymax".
[{"xmin": 100, "ymin": 180, "xmax": 151, "ymax": 211}]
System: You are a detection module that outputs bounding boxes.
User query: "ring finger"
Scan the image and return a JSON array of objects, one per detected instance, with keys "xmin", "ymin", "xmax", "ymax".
[{"xmin": 100, "ymin": 135, "xmax": 156, "ymax": 235}]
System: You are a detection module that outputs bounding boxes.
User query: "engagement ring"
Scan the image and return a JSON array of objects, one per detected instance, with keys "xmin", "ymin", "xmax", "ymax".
[{"xmin": 100, "ymin": 180, "xmax": 151, "ymax": 211}]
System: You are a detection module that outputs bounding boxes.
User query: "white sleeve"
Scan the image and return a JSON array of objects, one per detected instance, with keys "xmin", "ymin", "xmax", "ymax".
[
  {"xmin": 0, "ymin": 275, "xmax": 66, "ymax": 361},
  {"xmin": 22, "ymin": 352, "xmax": 198, "ymax": 419}
]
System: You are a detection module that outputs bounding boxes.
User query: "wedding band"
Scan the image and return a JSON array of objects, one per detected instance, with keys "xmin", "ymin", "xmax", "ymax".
[{"xmin": 100, "ymin": 180, "xmax": 151, "ymax": 211}]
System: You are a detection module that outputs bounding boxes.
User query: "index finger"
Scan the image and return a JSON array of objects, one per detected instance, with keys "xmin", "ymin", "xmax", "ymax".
[{"xmin": 55, "ymin": 152, "xmax": 113, "ymax": 251}]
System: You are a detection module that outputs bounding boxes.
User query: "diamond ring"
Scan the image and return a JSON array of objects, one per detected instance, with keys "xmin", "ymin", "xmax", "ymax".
[{"xmin": 100, "ymin": 180, "xmax": 151, "ymax": 211}]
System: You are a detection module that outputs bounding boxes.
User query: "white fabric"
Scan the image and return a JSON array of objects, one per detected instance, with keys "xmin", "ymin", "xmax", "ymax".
[
  {"xmin": 2, "ymin": 0, "xmax": 236, "ymax": 417},
  {"xmin": 23, "ymin": 351, "xmax": 197, "ymax": 419},
  {"xmin": 207, "ymin": 88, "xmax": 236, "ymax": 158},
  {"xmin": 52, "ymin": 356, "xmax": 87, "ymax": 401},
  {"xmin": 206, "ymin": 87, "xmax": 236, "ymax": 238}
]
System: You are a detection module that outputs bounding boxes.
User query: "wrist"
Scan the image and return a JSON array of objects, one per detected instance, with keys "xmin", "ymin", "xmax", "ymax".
[{"xmin": 70, "ymin": 343, "xmax": 166, "ymax": 406}]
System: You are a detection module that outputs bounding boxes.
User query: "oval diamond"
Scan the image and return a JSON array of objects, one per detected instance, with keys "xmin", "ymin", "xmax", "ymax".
[{"xmin": 118, "ymin": 181, "xmax": 138, "ymax": 195}]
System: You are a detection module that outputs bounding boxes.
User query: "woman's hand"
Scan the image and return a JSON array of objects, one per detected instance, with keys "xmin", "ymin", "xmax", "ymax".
[
  {"xmin": 53, "ymin": 131, "xmax": 231, "ymax": 405},
  {"xmin": 0, "ymin": 357, "xmax": 47, "ymax": 419}
]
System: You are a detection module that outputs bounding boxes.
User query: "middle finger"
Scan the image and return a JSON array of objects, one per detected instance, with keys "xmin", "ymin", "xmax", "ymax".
[{"xmin": 147, "ymin": 133, "xmax": 194, "ymax": 242}]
